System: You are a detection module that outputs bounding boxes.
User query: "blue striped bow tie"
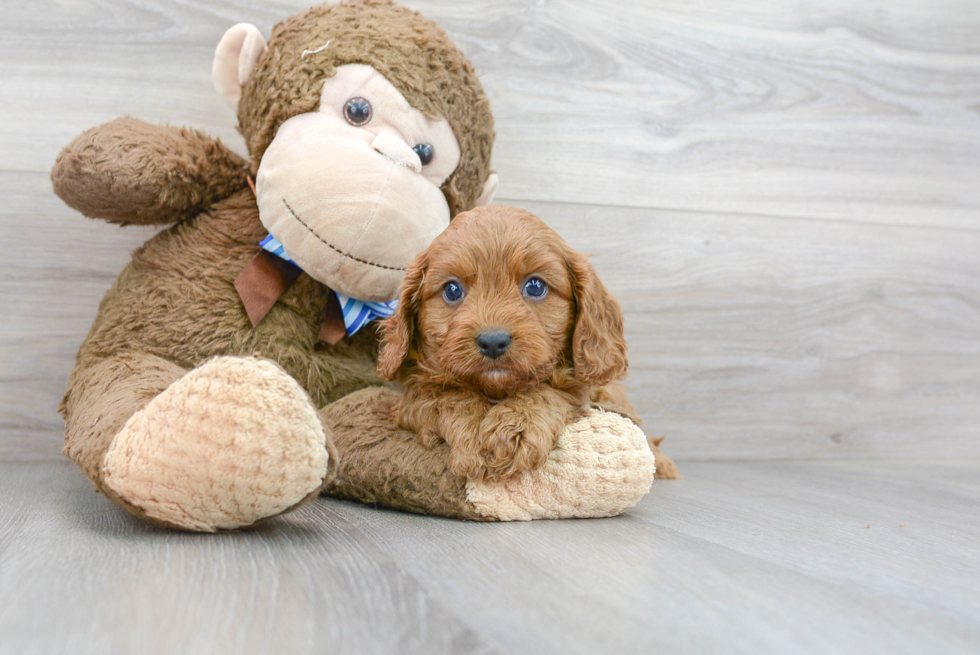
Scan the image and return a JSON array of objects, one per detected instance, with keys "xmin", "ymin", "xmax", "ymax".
[{"xmin": 259, "ymin": 234, "xmax": 398, "ymax": 337}]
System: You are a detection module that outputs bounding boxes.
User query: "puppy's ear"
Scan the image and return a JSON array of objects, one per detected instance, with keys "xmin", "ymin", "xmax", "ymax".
[
  {"xmin": 568, "ymin": 252, "xmax": 628, "ymax": 386},
  {"xmin": 377, "ymin": 251, "xmax": 428, "ymax": 381}
]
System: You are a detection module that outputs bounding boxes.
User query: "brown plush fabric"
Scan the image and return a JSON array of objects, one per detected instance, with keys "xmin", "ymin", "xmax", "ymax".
[
  {"xmin": 57, "ymin": 187, "xmax": 382, "ymax": 523},
  {"xmin": 98, "ymin": 356, "xmax": 337, "ymax": 532},
  {"xmin": 320, "ymin": 387, "xmax": 485, "ymax": 520},
  {"xmin": 51, "ymin": 117, "xmax": 248, "ymax": 225},
  {"xmin": 64, "ymin": 189, "xmax": 381, "ymax": 404},
  {"xmin": 62, "ymin": 352, "xmax": 187, "ymax": 488},
  {"xmin": 238, "ymin": 0, "xmax": 494, "ymax": 216}
]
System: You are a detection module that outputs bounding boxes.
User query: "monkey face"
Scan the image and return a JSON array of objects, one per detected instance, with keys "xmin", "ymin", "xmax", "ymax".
[
  {"xmin": 214, "ymin": 3, "xmax": 499, "ymax": 302},
  {"xmin": 255, "ymin": 65, "xmax": 462, "ymax": 302}
]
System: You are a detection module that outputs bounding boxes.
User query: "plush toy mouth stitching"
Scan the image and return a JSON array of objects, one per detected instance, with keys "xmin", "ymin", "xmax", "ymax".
[{"xmin": 282, "ymin": 199, "xmax": 407, "ymax": 272}]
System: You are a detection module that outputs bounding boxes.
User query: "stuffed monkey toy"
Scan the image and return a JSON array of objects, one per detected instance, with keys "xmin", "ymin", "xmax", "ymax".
[{"xmin": 51, "ymin": 0, "xmax": 664, "ymax": 532}]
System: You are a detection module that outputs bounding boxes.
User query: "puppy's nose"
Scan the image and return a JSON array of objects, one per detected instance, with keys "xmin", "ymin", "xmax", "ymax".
[{"xmin": 476, "ymin": 330, "xmax": 512, "ymax": 360}]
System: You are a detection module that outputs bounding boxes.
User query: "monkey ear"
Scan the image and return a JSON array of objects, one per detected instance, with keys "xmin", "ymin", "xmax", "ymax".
[
  {"xmin": 213, "ymin": 23, "xmax": 268, "ymax": 109},
  {"xmin": 376, "ymin": 253, "xmax": 428, "ymax": 381},
  {"xmin": 473, "ymin": 173, "xmax": 499, "ymax": 207},
  {"xmin": 568, "ymin": 252, "xmax": 629, "ymax": 386}
]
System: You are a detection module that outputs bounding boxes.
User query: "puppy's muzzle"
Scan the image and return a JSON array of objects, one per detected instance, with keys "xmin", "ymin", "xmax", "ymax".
[{"xmin": 476, "ymin": 330, "xmax": 512, "ymax": 360}]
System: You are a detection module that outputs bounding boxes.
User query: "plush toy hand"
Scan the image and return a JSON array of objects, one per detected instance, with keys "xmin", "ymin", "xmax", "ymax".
[
  {"xmin": 52, "ymin": 117, "xmax": 248, "ymax": 226},
  {"xmin": 320, "ymin": 387, "xmax": 656, "ymax": 521}
]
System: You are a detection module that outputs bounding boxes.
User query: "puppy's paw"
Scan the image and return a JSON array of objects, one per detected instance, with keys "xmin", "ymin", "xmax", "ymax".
[
  {"xmin": 417, "ymin": 425, "xmax": 443, "ymax": 450},
  {"xmin": 394, "ymin": 405, "xmax": 443, "ymax": 450},
  {"xmin": 461, "ymin": 403, "xmax": 557, "ymax": 481}
]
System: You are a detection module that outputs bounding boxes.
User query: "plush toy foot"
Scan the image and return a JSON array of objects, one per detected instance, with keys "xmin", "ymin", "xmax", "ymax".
[
  {"xmin": 322, "ymin": 388, "xmax": 656, "ymax": 521},
  {"xmin": 465, "ymin": 408, "xmax": 656, "ymax": 520},
  {"xmin": 101, "ymin": 356, "xmax": 331, "ymax": 532}
]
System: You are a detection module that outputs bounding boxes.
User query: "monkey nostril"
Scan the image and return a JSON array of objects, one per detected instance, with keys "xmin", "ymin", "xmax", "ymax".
[
  {"xmin": 371, "ymin": 130, "xmax": 422, "ymax": 173},
  {"xmin": 476, "ymin": 330, "xmax": 512, "ymax": 360},
  {"xmin": 413, "ymin": 143, "xmax": 434, "ymax": 166}
]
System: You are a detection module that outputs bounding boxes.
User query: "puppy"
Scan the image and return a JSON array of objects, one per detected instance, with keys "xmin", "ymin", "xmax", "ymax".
[{"xmin": 377, "ymin": 205, "xmax": 631, "ymax": 482}]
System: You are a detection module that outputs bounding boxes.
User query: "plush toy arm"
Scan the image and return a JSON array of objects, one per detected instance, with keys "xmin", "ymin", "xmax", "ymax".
[
  {"xmin": 320, "ymin": 387, "xmax": 657, "ymax": 521},
  {"xmin": 319, "ymin": 387, "xmax": 482, "ymax": 519},
  {"xmin": 51, "ymin": 116, "xmax": 248, "ymax": 225}
]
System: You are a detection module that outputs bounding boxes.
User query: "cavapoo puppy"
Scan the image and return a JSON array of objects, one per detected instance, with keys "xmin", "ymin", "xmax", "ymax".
[{"xmin": 377, "ymin": 204, "xmax": 650, "ymax": 482}]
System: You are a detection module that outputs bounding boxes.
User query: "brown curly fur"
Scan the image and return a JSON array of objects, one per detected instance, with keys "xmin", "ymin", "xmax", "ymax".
[{"xmin": 377, "ymin": 205, "xmax": 630, "ymax": 481}]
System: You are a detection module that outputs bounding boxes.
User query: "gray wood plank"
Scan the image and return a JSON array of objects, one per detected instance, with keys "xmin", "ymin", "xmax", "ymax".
[
  {"xmin": 631, "ymin": 460, "xmax": 980, "ymax": 633},
  {"xmin": 523, "ymin": 200, "xmax": 980, "ymax": 461},
  {"xmin": 1, "ymin": 0, "xmax": 978, "ymax": 227},
  {"xmin": 0, "ymin": 462, "xmax": 500, "ymax": 655},
  {"xmin": 1, "ymin": 460, "xmax": 978, "ymax": 654}
]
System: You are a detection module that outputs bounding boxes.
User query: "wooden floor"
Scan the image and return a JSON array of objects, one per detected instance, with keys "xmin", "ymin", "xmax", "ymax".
[
  {"xmin": 2, "ymin": 0, "xmax": 980, "ymax": 652},
  {"xmin": 1, "ymin": 460, "xmax": 978, "ymax": 654}
]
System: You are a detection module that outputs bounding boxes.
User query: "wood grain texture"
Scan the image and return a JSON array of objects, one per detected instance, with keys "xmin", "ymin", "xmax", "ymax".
[
  {"xmin": 1, "ymin": 460, "xmax": 978, "ymax": 654},
  {"xmin": 524, "ymin": 200, "xmax": 980, "ymax": 460},
  {"xmin": 2, "ymin": 0, "xmax": 978, "ymax": 226},
  {"xmin": 2, "ymin": 0, "xmax": 979, "ymax": 462}
]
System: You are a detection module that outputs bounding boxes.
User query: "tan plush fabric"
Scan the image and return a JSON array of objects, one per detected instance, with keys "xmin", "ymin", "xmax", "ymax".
[
  {"xmin": 312, "ymin": 64, "xmax": 462, "ymax": 186},
  {"xmin": 213, "ymin": 23, "xmax": 268, "ymax": 108},
  {"xmin": 254, "ymin": 102, "xmax": 453, "ymax": 301},
  {"xmin": 473, "ymin": 173, "xmax": 499, "ymax": 207},
  {"xmin": 102, "ymin": 357, "xmax": 332, "ymax": 532},
  {"xmin": 465, "ymin": 409, "xmax": 656, "ymax": 521}
]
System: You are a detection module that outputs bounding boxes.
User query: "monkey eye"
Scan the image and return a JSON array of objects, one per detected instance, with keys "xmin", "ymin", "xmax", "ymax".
[
  {"xmin": 443, "ymin": 280, "xmax": 464, "ymax": 303},
  {"xmin": 413, "ymin": 143, "xmax": 434, "ymax": 166},
  {"xmin": 522, "ymin": 277, "xmax": 548, "ymax": 299},
  {"xmin": 343, "ymin": 97, "xmax": 372, "ymax": 126}
]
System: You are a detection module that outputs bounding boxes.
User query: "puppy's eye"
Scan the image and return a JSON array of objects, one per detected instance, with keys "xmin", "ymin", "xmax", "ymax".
[
  {"xmin": 523, "ymin": 277, "xmax": 548, "ymax": 299},
  {"xmin": 413, "ymin": 143, "xmax": 434, "ymax": 166},
  {"xmin": 343, "ymin": 97, "xmax": 372, "ymax": 126},
  {"xmin": 443, "ymin": 281, "xmax": 464, "ymax": 303}
]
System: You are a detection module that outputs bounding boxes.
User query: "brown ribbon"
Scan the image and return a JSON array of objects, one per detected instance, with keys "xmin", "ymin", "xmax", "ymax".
[
  {"xmin": 319, "ymin": 289, "xmax": 348, "ymax": 345},
  {"xmin": 234, "ymin": 176, "xmax": 349, "ymax": 345},
  {"xmin": 234, "ymin": 250, "xmax": 302, "ymax": 327}
]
